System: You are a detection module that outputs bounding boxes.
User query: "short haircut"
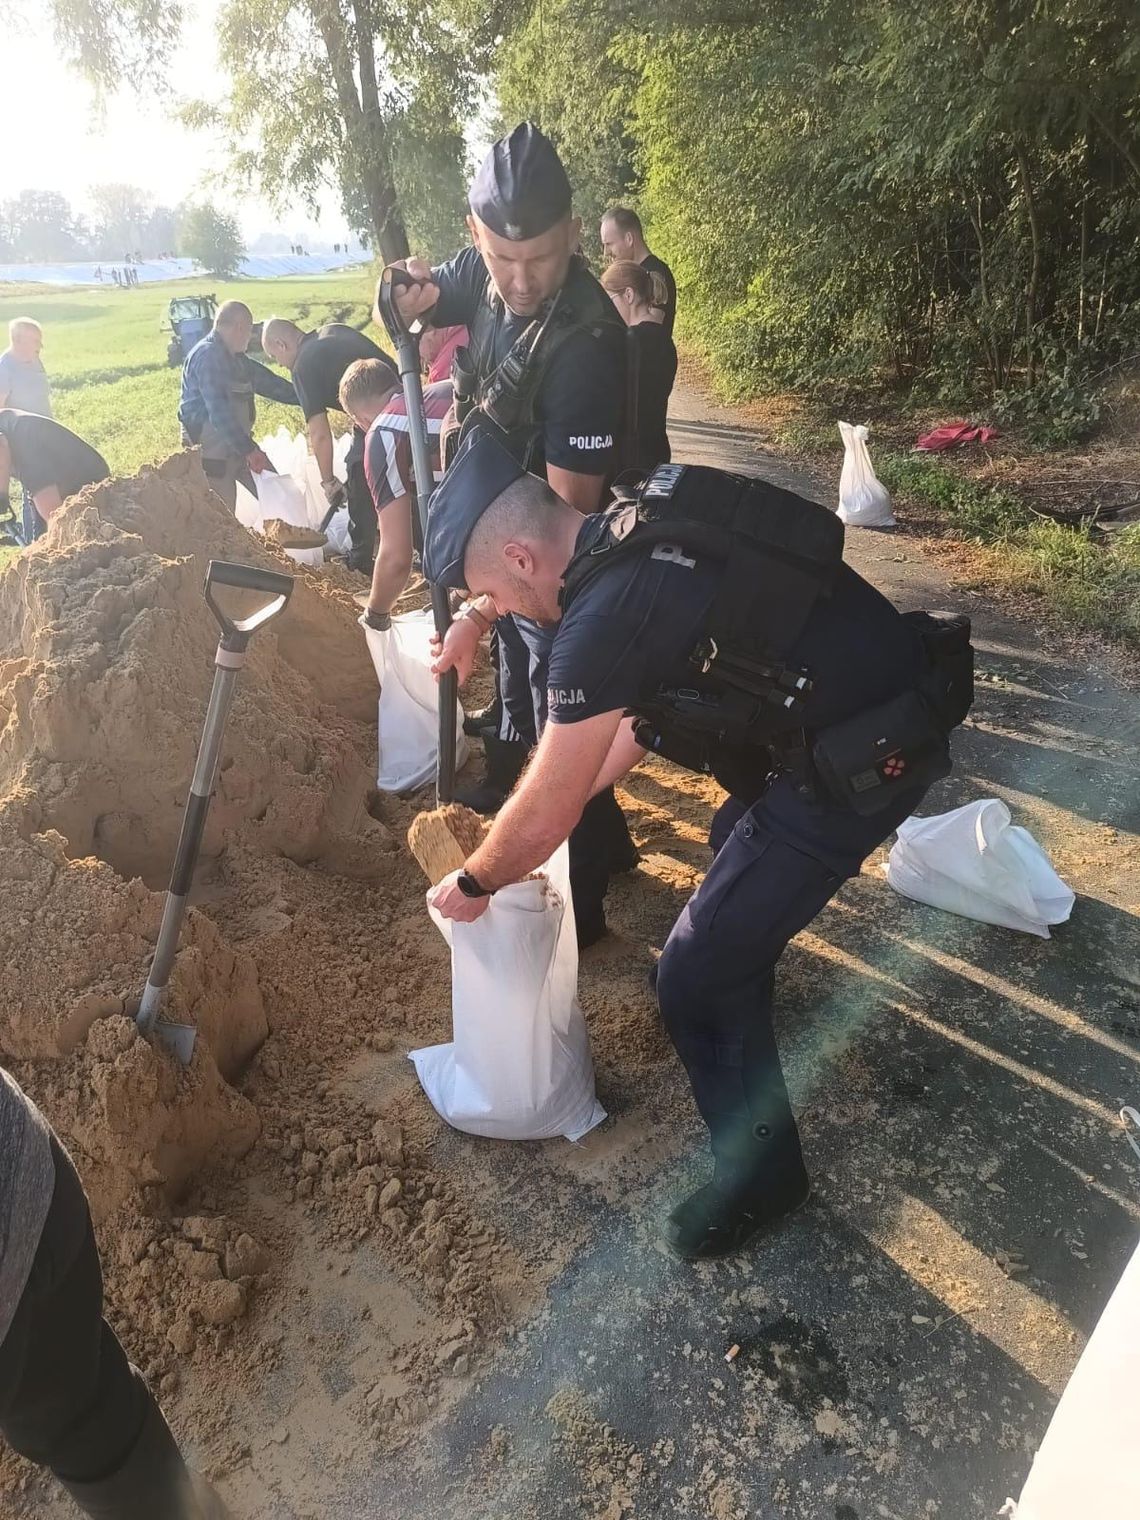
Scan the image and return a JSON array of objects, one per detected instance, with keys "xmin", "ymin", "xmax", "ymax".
[
  {"xmin": 464, "ymin": 472, "xmax": 566, "ymax": 578},
  {"xmin": 9, "ymin": 317, "xmax": 42, "ymax": 342},
  {"xmin": 339, "ymin": 358, "xmax": 398, "ymax": 413},
  {"xmin": 603, "ymin": 206, "xmax": 643, "ymax": 238},
  {"xmin": 215, "ymin": 300, "xmax": 252, "ymax": 330},
  {"xmin": 262, "ymin": 316, "xmax": 302, "ymax": 352}
]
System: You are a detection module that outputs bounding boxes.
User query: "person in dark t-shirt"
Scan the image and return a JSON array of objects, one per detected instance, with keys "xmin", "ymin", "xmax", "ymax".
[
  {"xmin": 261, "ymin": 318, "xmax": 396, "ymax": 570},
  {"xmin": 601, "ymin": 260, "xmax": 678, "ymax": 471},
  {"xmin": 0, "ymin": 409, "xmax": 109, "ymax": 543},
  {"xmin": 600, "ymin": 207, "xmax": 677, "ymax": 338},
  {"xmin": 422, "ymin": 435, "xmax": 943, "ymax": 1263}
]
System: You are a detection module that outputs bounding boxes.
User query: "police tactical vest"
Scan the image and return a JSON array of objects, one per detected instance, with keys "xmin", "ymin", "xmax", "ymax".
[
  {"xmin": 456, "ymin": 255, "xmax": 624, "ymax": 473},
  {"xmin": 562, "ymin": 462, "xmax": 845, "ymax": 746},
  {"xmin": 561, "ymin": 462, "xmax": 973, "ymax": 814}
]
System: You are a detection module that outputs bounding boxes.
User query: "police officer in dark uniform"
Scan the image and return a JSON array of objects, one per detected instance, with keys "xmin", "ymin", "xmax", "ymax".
[
  {"xmin": 380, "ymin": 121, "xmax": 635, "ymax": 945},
  {"xmin": 422, "ymin": 434, "xmax": 973, "ymax": 1260}
]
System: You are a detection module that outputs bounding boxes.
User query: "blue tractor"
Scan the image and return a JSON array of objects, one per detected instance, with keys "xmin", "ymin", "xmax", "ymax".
[{"xmin": 164, "ymin": 294, "xmax": 218, "ymax": 366}]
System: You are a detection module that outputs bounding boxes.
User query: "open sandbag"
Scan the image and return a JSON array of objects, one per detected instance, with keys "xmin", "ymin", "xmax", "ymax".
[{"xmin": 412, "ymin": 842, "xmax": 606, "ymax": 1142}]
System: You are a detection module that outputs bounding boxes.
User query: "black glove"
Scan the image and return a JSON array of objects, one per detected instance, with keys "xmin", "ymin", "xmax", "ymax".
[{"xmin": 362, "ymin": 607, "xmax": 392, "ymax": 631}]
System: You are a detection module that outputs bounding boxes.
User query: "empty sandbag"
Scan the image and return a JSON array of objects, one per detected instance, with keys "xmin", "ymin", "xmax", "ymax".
[{"xmin": 885, "ymin": 798, "xmax": 1075, "ymax": 937}]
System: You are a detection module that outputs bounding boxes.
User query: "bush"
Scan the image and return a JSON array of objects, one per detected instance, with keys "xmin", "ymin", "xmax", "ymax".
[{"xmin": 993, "ymin": 365, "xmax": 1102, "ymax": 449}]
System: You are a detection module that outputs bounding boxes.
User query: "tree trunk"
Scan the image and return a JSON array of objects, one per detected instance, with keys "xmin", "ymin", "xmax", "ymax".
[
  {"xmin": 1015, "ymin": 142, "xmax": 1042, "ymax": 388},
  {"xmin": 352, "ymin": 0, "xmax": 409, "ymax": 262},
  {"xmin": 314, "ymin": 1, "xmax": 409, "ymax": 263}
]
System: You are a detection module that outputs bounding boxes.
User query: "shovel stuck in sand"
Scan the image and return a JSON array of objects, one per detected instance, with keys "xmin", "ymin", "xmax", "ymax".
[
  {"xmin": 136, "ymin": 560, "xmax": 294, "ymax": 1063},
  {"xmin": 376, "ymin": 266, "xmax": 477, "ymax": 877}
]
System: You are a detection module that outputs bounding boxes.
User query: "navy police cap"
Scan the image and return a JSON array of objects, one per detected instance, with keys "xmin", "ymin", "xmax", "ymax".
[
  {"xmin": 423, "ymin": 430, "xmax": 526, "ymax": 591},
  {"xmin": 468, "ymin": 122, "xmax": 572, "ymax": 242}
]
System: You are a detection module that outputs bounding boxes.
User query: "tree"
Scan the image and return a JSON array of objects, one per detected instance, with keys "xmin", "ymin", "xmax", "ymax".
[
  {"xmin": 89, "ymin": 183, "xmax": 153, "ymax": 257},
  {"xmin": 0, "ymin": 190, "xmax": 81, "ymax": 261},
  {"xmin": 178, "ymin": 204, "xmax": 244, "ymax": 278},
  {"xmin": 3, "ymin": 0, "xmax": 182, "ymax": 90},
  {"xmin": 196, "ymin": 0, "xmax": 478, "ymax": 261}
]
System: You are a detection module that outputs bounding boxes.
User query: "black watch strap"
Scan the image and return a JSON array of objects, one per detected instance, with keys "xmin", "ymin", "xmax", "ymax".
[{"xmin": 456, "ymin": 869, "xmax": 492, "ymax": 899}]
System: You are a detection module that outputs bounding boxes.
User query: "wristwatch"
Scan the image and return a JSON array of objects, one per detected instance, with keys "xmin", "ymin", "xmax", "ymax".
[{"xmin": 456, "ymin": 869, "xmax": 493, "ymax": 898}]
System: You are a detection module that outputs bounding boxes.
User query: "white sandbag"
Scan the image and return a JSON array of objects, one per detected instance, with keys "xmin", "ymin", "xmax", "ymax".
[
  {"xmin": 1003, "ymin": 1232, "xmax": 1140, "ymax": 1520},
  {"xmin": 322, "ymin": 433, "xmax": 355, "ymax": 554},
  {"xmin": 411, "ymin": 842, "xmax": 607, "ymax": 1142},
  {"xmin": 361, "ymin": 609, "xmax": 468, "ymax": 793},
  {"xmin": 838, "ymin": 421, "xmax": 896, "ymax": 527},
  {"xmin": 885, "ymin": 799, "xmax": 1075, "ymax": 937},
  {"xmin": 234, "ymin": 472, "xmax": 323, "ymax": 567}
]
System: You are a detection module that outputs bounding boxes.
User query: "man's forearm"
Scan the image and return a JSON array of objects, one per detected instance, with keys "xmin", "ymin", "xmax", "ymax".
[
  {"xmin": 307, "ymin": 414, "xmax": 335, "ymax": 482},
  {"xmin": 368, "ymin": 547, "xmax": 412, "ymax": 616},
  {"xmin": 466, "ymin": 777, "xmax": 576, "ymax": 891}
]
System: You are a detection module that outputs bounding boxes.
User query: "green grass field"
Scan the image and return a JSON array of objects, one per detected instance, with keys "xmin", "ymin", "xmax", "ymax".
[{"xmin": 0, "ymin": 272, "xmax": 378, "ymax": 477}]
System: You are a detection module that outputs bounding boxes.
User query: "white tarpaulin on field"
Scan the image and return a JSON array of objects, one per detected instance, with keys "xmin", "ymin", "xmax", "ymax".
[{"xmin": 0, "ymin": 253, "xmax": 369, "ymax": 286}]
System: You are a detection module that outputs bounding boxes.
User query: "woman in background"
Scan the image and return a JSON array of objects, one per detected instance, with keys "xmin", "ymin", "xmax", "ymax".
[{"xmin": 601, "ymin": 260, "xmax": 678, "ymax": 472}]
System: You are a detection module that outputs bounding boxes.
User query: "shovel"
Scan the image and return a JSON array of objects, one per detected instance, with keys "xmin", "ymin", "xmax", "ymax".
[
  {"xmin": 375, "ymin": 265, "xmax": 458, "ymax": 808},
  {"xmin": 376, "ymin": 268, "xmax": 489, "ymax": 882},
  {"xmin": 136, "ymin": 560, "xmax": 294, "ymax": 1063}
]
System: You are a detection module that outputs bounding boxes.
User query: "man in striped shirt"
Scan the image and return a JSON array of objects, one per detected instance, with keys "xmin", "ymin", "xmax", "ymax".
[{"xmin": 339, "ymin": 358, "xmax": 451, "ymax": 628}]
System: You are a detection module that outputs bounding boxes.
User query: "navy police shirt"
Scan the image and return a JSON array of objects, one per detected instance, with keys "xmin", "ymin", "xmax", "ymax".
[
  {"xmin": 546, "ymin": 510, "xmax": 927, "ymax": 865},
  {"xmin": 430, "ymin": 246, "xmax": 625, "ymax": 479}
]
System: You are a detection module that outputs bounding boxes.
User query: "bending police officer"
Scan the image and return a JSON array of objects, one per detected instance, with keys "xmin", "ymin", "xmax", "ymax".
[{"xmin": 422, "ymin": 436, "xmax": 972, "ymax": 1260}]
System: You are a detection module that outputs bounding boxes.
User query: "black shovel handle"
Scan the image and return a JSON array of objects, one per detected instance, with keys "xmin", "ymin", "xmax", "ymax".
[
  {"xmin": 376, "ymin": 267, "xmax": 458, "ymax": 805},
  {"xmin": 204, "ymin": 560, "xmax": 293, "ymax": 651},
  {"xmin": 376, "ymin": 264, "xmax": 428, "ymax": 347}
]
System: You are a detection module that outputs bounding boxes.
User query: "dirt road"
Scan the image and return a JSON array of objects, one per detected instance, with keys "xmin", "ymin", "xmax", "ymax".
[{"xmin": 20, "ymin": 390, "xmax": 1140, "ymax": 1520}]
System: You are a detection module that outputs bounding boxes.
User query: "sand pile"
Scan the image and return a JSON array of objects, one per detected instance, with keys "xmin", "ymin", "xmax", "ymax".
[
  {"xmin": 0, "ymin": 450, "xmax": 388, "ymax": 886},
  {"xmin": 0, "ymin": 451, "xmax": 396, "ymax": 1222}
]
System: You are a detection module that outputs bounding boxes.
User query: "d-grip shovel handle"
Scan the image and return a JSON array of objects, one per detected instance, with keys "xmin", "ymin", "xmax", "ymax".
[
  {"xmin": 377, "ymin": 264, "xmax": 426, "ymax": 347},
  {"xmin": 204, "ymin": 559, "xmax": 293, "ymax": 651}
]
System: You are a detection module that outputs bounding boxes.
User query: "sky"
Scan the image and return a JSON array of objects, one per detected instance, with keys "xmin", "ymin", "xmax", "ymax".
[{"xmin": 3, "ymin": 0, "xmax": 353, "ymax": 245}]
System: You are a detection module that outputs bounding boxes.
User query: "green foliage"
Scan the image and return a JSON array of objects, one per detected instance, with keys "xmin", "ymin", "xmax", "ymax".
[
  {"xmin": 993, "ymin": 365, "xmax": 1103, "ymax": 449},
  {"xmin": 201, "ymin": 1, "xmax": 478, "ymax": 262},
  {"xmin": 2, "ymin": 0, "xmax": 182, "ymax": 91},
  {"xmin": 876, "ymin": 451, "xmax": 1140, "ymax": 646},
  {"xmin": 490, "ymin": 1, "xmax": 1140, "ymax": 413},
  {"xmin": 494, "ymin": 0, "xmax": 639, "ymax": 246},
  {"xmin": 177, "ymin": 205, "xmax": 244, "ymax": 279},
  {"xmin": 0, "ymin": 191, "xmax": 81, "ymax": 261}
]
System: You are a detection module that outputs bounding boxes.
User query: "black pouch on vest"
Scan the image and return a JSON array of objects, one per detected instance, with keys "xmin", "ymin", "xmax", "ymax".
[
  {"xmin": 810, "ymin": 690, "xmax": 952, "ymax": 815},
  {"xmin": 904, "ymin": 610, "xmax": 974, "ymax": 729}
]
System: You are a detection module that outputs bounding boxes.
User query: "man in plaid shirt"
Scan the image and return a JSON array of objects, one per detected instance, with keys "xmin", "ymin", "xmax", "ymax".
[{"xmin": 178, "ymin": 301, "xmax": 297, "ymax": 509}]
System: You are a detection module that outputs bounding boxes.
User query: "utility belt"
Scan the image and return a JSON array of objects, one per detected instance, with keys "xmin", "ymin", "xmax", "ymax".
[{"xmin": 634, "ymin": 611, "xmax": 973, "ymax": 816}]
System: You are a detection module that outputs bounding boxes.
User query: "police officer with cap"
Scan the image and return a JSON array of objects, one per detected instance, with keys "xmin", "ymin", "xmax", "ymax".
[
  {"xmin": 377, "ymin": 120, "xmax": 635, "ymax": 947},
  {"xmin": 422, "ymin": 433, "xmax": 972, "ymax": 1259}
]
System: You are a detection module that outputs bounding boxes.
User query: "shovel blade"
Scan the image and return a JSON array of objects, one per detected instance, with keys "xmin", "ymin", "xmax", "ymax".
[{"xmin": 150, "ymin": 1019, "xmax": 197, "ymax": 1066}]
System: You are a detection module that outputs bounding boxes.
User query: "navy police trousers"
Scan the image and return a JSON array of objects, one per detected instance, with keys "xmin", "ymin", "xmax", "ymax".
[{"xmin": 656, "ymin": 778, "xmax": 929, "ymax": 1183}]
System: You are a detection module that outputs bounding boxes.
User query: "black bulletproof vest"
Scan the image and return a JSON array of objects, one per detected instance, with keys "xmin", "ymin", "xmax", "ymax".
[{"xmin": 560, "ymin": 463, "xmax": 845, "ymax": 751}]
